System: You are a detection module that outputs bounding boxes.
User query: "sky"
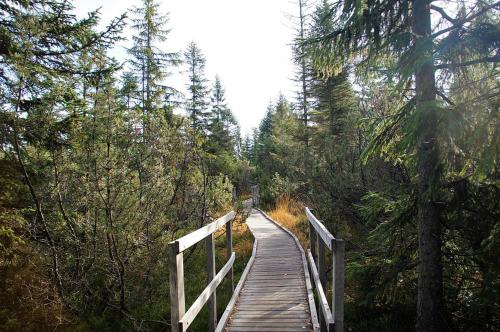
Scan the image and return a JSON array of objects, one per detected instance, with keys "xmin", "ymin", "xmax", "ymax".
[{"xmin": 73, "ymin": 0, "xmax": 300, "ymax": 136}]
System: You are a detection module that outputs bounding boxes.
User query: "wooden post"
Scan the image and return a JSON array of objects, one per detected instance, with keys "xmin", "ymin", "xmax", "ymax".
[
  {"xmin": 318, "ymin": 239, "xmax": 327, "ymax": 288},
  {"xmin": 226, "ymin": 220, "xmax": 234, "ymax": 292},
  {"xmin": 318, "ymin": 239, "xmax": 327, "ymax": 331},
  {"xmin": 309, "ymin": 223, "xmax": 317, "ymax": 262},
  {"xmin": 232, "ymin": 187, "xmax": 237, "ymax": 204},
  {"xmin": 169, "ymin": 242, "xmax": 185, "ymax": 332},
  {"xmin": 206, "ymin": 234, "xmax": 217, "ymax": 331},
  {"xmin": 332, "ymin": 239, "xmax": 345, "ymax": 332}
]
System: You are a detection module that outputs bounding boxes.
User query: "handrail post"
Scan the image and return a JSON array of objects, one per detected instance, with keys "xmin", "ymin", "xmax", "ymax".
[
  {"xmin": 332, "ymin": 239, "xmax": 345, "ymax": 332},
  {"xmin": 226, "ymin": 220, "xmax": 234, "ymax": 292},
  {"xmin": 318, "ymin": 237, "xmax": 327, "ymax": 331},
  {"xmin": 169, "ymin": 242, "xmax": 185, "ymax": 332},
  {"xmin": 207, "ymin": 233, "xmax": 217, "ymax": 331},
  {"xmin": 309, "ymin": 222, "xmax": 317, "ymax": 262}
]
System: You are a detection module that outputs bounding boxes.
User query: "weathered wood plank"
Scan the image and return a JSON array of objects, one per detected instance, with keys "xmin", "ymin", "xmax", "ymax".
[
  {"xmin": 307, "ymin": 250, "xmax": 335, "ymax": 332},
  {"xmin": 215, "ymin": 239, "xmax": 258, "ymax": 332},
  {"xmin": 179, "ymin": 252, "xmax": 235, "ymax": 331},
  {"xmin": 229, "ymin": 322, "xmax": 312, "ymax": 327},
  {"xmin": 226, "ymin": 220, "xmax": 234, "ymax": 292},
  {"xmin": 207, "ymin": 234, "xmax": 217, "ymax": 332},
  {"xmin": 168, "ymin": 242, "xmax": 184, "ymax": 332},
  {"xmin": 232, "ymin": 312, "xmax": 310, "ymax": 317},
  {"xmin": 226, "ymin": 328, "xmax": 312, "ymax": 332},
  {"xmin": 223, "ymin": 209, "xmax": 318, "ymax": 332},
  {"xmin": 332, "ymin": 239, "xmax": 345, "ymax": 332},
  {"xmin": 305, "ymin": 207, "xmax": 335, "ymax": 251},
  {"xmin": 172, "ymin": 211, "xmax": 235, "ymax": 253}
]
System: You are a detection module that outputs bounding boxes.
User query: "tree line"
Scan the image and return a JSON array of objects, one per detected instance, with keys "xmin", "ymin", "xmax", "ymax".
[
  {"xmin": 245, "ymin": 0, "xmax": 498, "ymax": 331},
  {"xmin": 0, "ymin": 0, "xmax": 247, "ymax": 330}
]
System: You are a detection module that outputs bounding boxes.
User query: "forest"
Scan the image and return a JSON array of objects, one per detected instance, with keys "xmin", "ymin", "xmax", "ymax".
[{"xmin": 0, "ymin": 0, "xmax": 498, "ymax": 331}]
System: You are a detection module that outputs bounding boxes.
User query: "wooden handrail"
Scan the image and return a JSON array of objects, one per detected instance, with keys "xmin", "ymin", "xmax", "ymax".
[
  {"xmin": 306, "ymin": 207, "xmax": 335, "ymax": 250},
  {"xmin": 179, "ymin": 253, "xmax": 235, "ymax": 330},
  {"xmin": 306, "ymin": 207, "xmax": 345, "ymax": 332},
  {"xmin": 307, "ymin": 250, "xmax": 335, "ymax": 331},
  {"xmin": 169, "ymin": 210, "xmax": 236, "ymax": 332},
  {"xmin": 172, "ymin": 211, "xmax": 236, "ymax": 253}
]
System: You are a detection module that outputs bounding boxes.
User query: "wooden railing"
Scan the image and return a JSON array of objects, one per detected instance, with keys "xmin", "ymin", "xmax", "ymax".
[
  {"xmin": 306, "ymin": 207, "xmax": 345, "ymax": 332},
  {"xmin": 169, "ymin": 211, "xmax": 236, "ymax": 332}
]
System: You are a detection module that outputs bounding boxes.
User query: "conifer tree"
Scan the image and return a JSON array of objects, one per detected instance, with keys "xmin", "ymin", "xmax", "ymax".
[
  {"xmin": 306, "ymin": 1, "xmax": 500, "ymax": 330},
  {"xmin": 208, "ymin": 75, "xmax": 238, "ymax": 153},
  {"xmin": 184, "ymin": 42, "xmax": 209, "ymax": 131},
  {"xmin": 128, "ymin": 0, "xmax": 179, "ymax": 138}
]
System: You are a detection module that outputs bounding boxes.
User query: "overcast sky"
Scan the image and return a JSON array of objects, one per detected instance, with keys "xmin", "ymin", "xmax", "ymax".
[{"xmin": 73, "ymin": 0, "xmax": 300, "ymax": 136}]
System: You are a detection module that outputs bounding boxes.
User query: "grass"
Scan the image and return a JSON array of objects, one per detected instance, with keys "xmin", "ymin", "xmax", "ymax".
[{"xmin": 267, "ymin": 196, "xmax": 309, "ymax": 249}]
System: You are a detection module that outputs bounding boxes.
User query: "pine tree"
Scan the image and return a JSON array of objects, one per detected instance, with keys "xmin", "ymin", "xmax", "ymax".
[
  {"xmin": 306, "ymin": 1, "xmax": 500, "ymax": 330},
  {"xmin": 208, "ymin": 75, "xmax": 238, "ymax": 153},
  {"xmin": 128, "ymin": 0, "xmax": 179, "ymax": 138},
  {"xmin": 184, "ymin": 42, "xmax": 209, "ymax": 131},
  {"xmin": 291, "ymin": 0, "xmax": 313, "ymax": 148}
]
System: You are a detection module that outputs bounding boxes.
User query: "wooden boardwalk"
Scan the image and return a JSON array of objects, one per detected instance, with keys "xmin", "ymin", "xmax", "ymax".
[{"xmin": 222, "ymin": 209, "xmax": 318, "ymax": 332}]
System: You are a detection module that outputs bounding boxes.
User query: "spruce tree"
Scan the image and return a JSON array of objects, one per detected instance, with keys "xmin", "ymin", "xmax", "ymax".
[
  {"xmin": 208, "ymin": 75, "xmax": 238, "ymax": 153},
  {"xmin": 306, "ymin": 1, "xmax": 500, "ymax": 330},
  {"xmin": 184, "ymin": 42, "xmax": 209, "ymax": 131},
  {"xmin": 128, "ymin": 0, "xmax": 179, "ymax": 138}
]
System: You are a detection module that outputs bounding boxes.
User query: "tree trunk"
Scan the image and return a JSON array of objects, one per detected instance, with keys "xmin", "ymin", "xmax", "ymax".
[{"xmin": 412, "ymin": 1, "xmax": 444, "ymax": 331}]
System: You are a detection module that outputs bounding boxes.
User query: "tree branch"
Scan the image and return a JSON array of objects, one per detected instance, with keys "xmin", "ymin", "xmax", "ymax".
[
  {"xmin": 431, "ymin": 1, "xmax": 500, "ymax": 39},
  {"xmin": 435, "ymin": 54, "xmax": 500, "ymax": 70},
  {"xmin": 431, "ymin": 5, "xmax": 456, "ymax": 24}
]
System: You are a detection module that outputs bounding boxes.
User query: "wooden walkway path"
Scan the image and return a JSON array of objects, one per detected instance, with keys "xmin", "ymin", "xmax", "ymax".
[{"xmin": 222, "ymin": 209, "xmax": 318, "ymax": 332}]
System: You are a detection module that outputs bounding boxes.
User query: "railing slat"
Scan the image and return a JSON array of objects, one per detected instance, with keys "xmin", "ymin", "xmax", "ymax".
[
  {"xmin": 306, "ymin": 208, "xmax": 345, "ymax": 332},
  {"xmin": 333, "ymin": 240, "xmax": 345, "ymax": 332},
  {"xmin": 307, "ymin": 250, "xmax": 335, "ymax": 332},
  {"xmin": 309, "ymin": 222, "xmax": 317, "ymax": 261},
  {"xmin": 173, "ymin": 211, "xmax": 235, "ymax": 253},
  {"xmin": 169, "ymin": 242, "xmax": 185, "ymax": 332},
  {"xmin": 207, "ymin": 234, "xmax": 217, "ymax": 332},
  {"xmin": 179, "ymin": 252, "xmax": 236, "ymax": 331},
  {"xmin": 226, "ymin": 220, "xmax": 234, "ymax": 292}
]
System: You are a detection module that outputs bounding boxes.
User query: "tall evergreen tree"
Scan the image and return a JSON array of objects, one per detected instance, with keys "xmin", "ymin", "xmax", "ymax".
[
  {"xmin": 208, "ymin": 75, "xmax": 238, "ymax": 153},
  {"xmin": 184, "ymin": 42, "xmax": 209, "ymax": 131},
  {"xmin": 306, "ymin": 1, "xmax": 500, "ymax": 330},
  {"xmin": 128, "ymin": 0, "xmax": 179, "ymax": 137}
]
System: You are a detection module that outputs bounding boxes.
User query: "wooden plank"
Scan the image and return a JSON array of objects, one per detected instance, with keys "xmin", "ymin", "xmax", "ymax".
[
  {"xmin": 231, "ymin": 315, "xmax": 310, "ymax": 321},
  {"xmin": 239, "ymin": 296, "xmax": 304, "ymax": 301},
  {"xmin": 318, "ymin": 238, "xmax": 327, "ymax": 289},
  {"xmin": 179, "ymin": 252, "xmax": 235, "ymax": 331},
  {"xmin": 171, "ymin": 211, "xmax": 235, "ymax": 253},
  {"xmin": 232, "ymin": 311, "xmax": 310, "ymax": 317},
  {"xmin": 168, "ymin": 242, "xmax": 185, "ymax": 332},
  {"xmin": 226, "ymin": 328, "xmax": 312, "ymax": 332},
  {"xmin": 223, "ymin": 209, "xmax": 317, "ymax": 332},
  {"xmin": 332, "ymin": 239, "xmax": 345, "ymax": 332},
  {"xmin": 226, "ymin": 220, "xmax": 234, "ymax": 292},
  {"xmin": 231, "ymin": 307, "xmax": 308, "ymax": 312},
  {"xmin": 307, "ymin": 250, "xmax": 335, "ymax": 332},
  {"xmin": 229, "ymin": 322, "xmax": 311, "ymax": 327},
  {"xmin": 309, "ymin": 222, "xmax": 317, "ymax": 261},
  {"xmin": 237, "ymin": 300, "xmax": 305, "ymax": 305},
  {"xmin": 305, "ymin": 207, "xmax": 335, "ymax": 251},
  {"xmin": 255, "ymin": 209, "xmax": 320, "ymax": 332},
  {"xmin": 245, "ymin": 282, "xmax": 306, "ymax": 290},
  {"xmin": 215, "ymin": 239, "xmax": 258, "ymax": 332},
  {"xmin": 207, "ymin": 234, "xmax": 217, "ymax": 332}
]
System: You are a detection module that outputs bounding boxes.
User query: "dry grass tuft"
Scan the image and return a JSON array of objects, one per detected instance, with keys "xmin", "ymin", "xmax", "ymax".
[{"xmin": 268, "ymin": 196, "xmax": 309, "ymax": 249}]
